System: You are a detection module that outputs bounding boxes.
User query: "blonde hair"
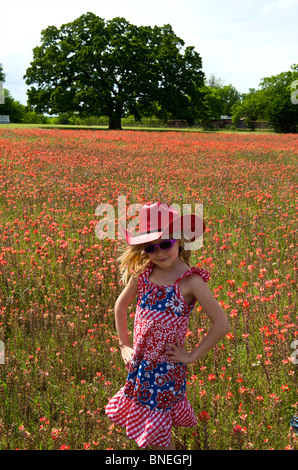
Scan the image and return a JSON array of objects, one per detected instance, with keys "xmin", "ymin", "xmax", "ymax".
[{"xmin": 118, "ymin": 236, "xmax": 193, "ymax": 286}]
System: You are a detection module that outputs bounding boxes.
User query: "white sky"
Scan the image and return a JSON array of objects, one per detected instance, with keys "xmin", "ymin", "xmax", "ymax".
[{"xmin": 0, "ymin": 0, "xmax": 297, "ymax": 105}]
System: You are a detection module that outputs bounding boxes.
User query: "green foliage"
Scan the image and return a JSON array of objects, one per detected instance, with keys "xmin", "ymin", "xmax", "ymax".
[
  {"xmin": 217, "ymin": 85, "xmax": 242, "ymax": 116},
  {"xmin": 231, "ymin": 89, "xmax": 269, "ymax": 130},
  {"xmin": 22, "ymin": 111, "xmax": 49, "ymax": 124},
  {"xmin": 24, "ymin": 13, "xmax": 204, "ymax": 129},
  {"xmin": 207, "ymin": 76, "xmax": 242, "ymax": 117},
  {"xmin": 196, "ymin": 86, "xmax": 225, "ymax": 126},
  {"xmin": 0, "ymin": 63, "xmax": 5, "ymax": 84},
  {"xmin": 231, "ymin": 65, "xmax": 298, "ymax": 133},
  {"xmin": 259, "ymin": 64, "xmax": 298, "ymax": 132},
  {"xmin": 0, "ymin": 90, "xmax": 25, "ymax": 123}
]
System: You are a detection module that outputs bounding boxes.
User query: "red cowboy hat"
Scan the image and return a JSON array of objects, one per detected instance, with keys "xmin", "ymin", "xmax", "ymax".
[{"xmin": 119, "ymin": 202, "xmax": 205, "ymax": 245}]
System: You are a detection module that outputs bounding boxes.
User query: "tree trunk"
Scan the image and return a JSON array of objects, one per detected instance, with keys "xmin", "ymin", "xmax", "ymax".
[{"xmin": 109, "ymin": 115, "xmax": 122, "ymax": 130}]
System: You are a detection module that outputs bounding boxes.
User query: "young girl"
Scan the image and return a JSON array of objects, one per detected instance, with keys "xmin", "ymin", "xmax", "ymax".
[{"xmin": 105, "ymin": 202, "xmax": 229, "ymax": 450}]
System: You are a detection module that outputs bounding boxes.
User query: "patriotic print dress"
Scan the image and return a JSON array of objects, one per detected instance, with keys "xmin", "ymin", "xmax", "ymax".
[{"xmin": 105, "ymin": 262, "xmax": 210, "ymax": 448}]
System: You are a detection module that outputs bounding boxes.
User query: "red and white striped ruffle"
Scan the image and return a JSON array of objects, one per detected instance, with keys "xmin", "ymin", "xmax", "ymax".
[{"xmin": 105, "ymin": 387, "xmax": 197, "ymax": 448}]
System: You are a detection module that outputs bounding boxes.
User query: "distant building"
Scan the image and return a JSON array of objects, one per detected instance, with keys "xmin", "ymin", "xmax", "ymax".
[
  {"xmin": 0, "ymin": 115, "xmax": 10, "ymax": 124},
  {"xmin": 210, "ymin": 115, "xmax": 232, "ymax": 129}
]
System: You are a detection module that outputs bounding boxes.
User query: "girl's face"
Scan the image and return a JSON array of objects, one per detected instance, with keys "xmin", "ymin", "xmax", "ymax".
[{"xmin": 143, "ymin": 239, "xmax": 180, "ymax": 269}]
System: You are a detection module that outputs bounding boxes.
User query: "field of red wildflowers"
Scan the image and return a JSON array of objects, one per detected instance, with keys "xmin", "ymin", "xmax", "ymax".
[{"xmin": 0, "ymin": 127, "xmax": 297, "ymax": 450}]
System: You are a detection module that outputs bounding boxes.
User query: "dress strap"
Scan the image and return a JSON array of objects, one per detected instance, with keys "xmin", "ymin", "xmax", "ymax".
[
  {"xmin": 137, "ymin": 262, "xmax": 153, "ymax": 290},
  {"xmin": 175, "ymin": 266, "xmax": 210, "ymax": 285},
  {"xmin": 143, "ymin": 262, "xmax": 154, "ymax": 280},
  {"xmin": 174, "ymin": 266, "xmax": 210, "ymax": 307}
]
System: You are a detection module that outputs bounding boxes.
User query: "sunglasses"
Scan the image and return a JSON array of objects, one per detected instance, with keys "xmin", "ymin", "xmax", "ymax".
[{"xmin": 144, "ymin": 239, "xmax": 177, "ymax": 254}]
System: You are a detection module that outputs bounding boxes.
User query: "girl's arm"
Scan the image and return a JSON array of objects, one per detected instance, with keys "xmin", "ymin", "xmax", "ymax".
[
  {"xmin": 114, "ymin": 276, "xmax": 138, "ymax": 366},
  {"xmin": 165, "ymin": 274, "xmax": 230, "ymax": 364}
]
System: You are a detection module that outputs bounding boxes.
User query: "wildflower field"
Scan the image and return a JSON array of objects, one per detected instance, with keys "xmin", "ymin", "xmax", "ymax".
[{"xmin": 0, "ymin": 127, "xmax": 297, "ymax": 450}]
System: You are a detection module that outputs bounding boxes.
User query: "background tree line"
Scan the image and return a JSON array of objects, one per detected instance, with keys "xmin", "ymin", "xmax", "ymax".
[{"xmin": 1, "ymin": 13, "xmax": 298, "ymax": 131}]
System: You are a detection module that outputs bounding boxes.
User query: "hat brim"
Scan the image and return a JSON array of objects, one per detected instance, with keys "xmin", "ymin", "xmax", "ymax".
[{"xmin": 119, "ymin": 214, "xmax": 205, "ymax": 245}]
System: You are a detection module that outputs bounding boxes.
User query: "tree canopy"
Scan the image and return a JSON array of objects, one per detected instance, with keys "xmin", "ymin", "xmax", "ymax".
[
  {"xmin": 231, "ymin": 65, "xmax": 298, "ymax": 132},
  {"xmin": 259, "ymin": 65, "xmax": 298, "ymax": 132},
  {"xmin": 0, "ymin": 64, "xmax": 5, "ymax": 105},
  {"xmin": 24, "ymin": 13, "xmax": 204, "ymax": 129},
  {"xmin": 207, "ymin": 75, "xmax": 241, "ymax": 116},
  {"xmin": 0, "ymin": 63, "xmax": 5, "ymax": 84}
]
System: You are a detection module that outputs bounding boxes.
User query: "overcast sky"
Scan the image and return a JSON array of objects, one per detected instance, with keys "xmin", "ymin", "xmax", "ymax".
[{"xmin": 0, "ymin": 0, "xmax": 297, "ymax": 105}]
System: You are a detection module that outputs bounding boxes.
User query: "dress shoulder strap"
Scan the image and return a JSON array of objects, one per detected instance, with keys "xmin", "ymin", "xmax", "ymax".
[
  {"xmin": 137, "ymin": 262, "xmax": 153, "ymax": 288},
  {"xmin": 175, "ymin": 266, "xmax": 210, "ymax": 285}
]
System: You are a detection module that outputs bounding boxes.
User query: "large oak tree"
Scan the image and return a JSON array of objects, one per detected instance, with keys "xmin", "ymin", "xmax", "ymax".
[{"xmin": 24, "ymin": 13, "xmax": 204, "ymax": 129}]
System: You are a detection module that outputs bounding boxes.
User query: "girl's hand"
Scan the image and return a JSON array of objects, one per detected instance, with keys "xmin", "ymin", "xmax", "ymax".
[
  {"xmin": 120, "ymin": 345, "xmax": 134, "ymax": 367},
  {"xmin": 164, "ymin": 335, "xmax": 194, "ymax": 364}
]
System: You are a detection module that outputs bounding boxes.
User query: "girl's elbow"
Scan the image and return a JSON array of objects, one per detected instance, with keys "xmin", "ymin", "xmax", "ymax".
[
  {"xmin": 223, "ymin": 319, "xmax": 230, "ymax": 335},
  {"xmin": 218, "ymin": 318, "xmax": 230, "ymax": 336}
]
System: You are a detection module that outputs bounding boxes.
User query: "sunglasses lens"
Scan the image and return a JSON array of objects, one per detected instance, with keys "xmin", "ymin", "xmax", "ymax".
[
  {"xmin": 144, "ymin": 239, "xmax": 176, "ymax": 254},
  {"xmin": 144, "ymin": 244, "xmax": 155, "ymax": 253},
  {"xmin": 159, "ymin": 240, "xmax": 173, "ymax": 250}
]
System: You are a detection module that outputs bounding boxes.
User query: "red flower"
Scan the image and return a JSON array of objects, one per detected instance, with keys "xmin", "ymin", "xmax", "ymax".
[
  {"xmin": 233, "ymin": 425, "xmax": 247, "ymax": 435},
  {"xmin": 198, "ymin": 411, "xmax": 210, "ymax": 422}
]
